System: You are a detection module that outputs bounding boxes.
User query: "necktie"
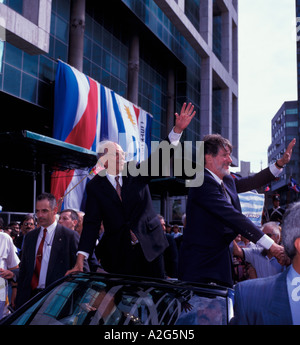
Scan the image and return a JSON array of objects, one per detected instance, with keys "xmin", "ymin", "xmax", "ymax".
[
  {"xmin": 115, "ymin": 176, "xmax": 122, "ymax": 200},
  {"xmin": 31, "ymin": 228, "xmax": 47, "ymax": 290},
  {"xmin": 115, "ymin": 176, "xmax": 138, "ymax": 245},
  {"xmin": 221, "ymin": 181, "xmax": 231, "ymax": 203}
]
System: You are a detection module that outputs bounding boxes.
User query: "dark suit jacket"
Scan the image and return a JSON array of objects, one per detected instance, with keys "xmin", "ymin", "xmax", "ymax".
[
  {"xmin": 78, "ymin": 155, "xmax": 170, "ymax": 273},
  {"xmin": 16, "ymin": 224, "xmax": 79, "ymax": 308},
  {"xmin": 231, "ymin": 268, "xmax": 293, "ymax": 325},
  {"xmin": 179, "ymin": 167, "xmax": 276, "ymax": 287}
]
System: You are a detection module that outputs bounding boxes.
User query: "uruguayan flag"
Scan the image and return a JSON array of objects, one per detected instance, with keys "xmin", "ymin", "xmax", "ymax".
[{"xmin": 238, "ymin": 191, "xmax": 265, "ymax": 227}]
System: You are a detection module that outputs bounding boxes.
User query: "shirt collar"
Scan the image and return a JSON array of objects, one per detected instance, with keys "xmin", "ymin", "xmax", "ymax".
[
  {"xmin": 106, "ymin": 173, "xmax": 122, "ymax": 187},
  {"xmin": 205, "ymin": 168, "xmax": 223, "ymax": 185},
  {"xmin": 40, "ymin": 220, "xmax": 57, "ymax": 235}
]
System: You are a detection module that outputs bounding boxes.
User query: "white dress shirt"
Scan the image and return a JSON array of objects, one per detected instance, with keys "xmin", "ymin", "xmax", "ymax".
[{"xmin": 36, "ymin": 220, "xmax": 57, "ymax": 289}]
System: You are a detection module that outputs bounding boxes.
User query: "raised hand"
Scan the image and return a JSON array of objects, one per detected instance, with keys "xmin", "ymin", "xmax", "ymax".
[
  {"xmin": 174, "ymin": 102, "xmax": 196, "ymax": 133},
  {"xmin": 276, "ymin": 138, "xmax": 296, "ymax": 167}
]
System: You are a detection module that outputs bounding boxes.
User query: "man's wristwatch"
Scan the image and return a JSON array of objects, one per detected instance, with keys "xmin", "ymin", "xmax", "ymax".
[{"xmin": 275, "ymin": 160, "xmax": 285, "ymax": 169}]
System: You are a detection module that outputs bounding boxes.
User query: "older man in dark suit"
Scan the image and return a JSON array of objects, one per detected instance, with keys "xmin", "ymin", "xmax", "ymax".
[
  {"xmin": 66, "ymin": 103, "xmax": 196, "ymax": 279},
  {"xmin": 179, "ymin": 134, "xmax": 296, "ymax": 287},
  {"xmin": 231, "ymin": 201, "xmax": 300, "ymax": 325},
  {"xmin": 16, "ymin": 193, "xmax": 79, "ymax": 308}
]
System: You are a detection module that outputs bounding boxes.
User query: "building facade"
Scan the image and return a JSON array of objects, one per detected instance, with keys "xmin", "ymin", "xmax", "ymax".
[
  {"xmin": 267, "ymin": 101, "xmax": 300, "ymax": 206},
  {"xmin": 0, "ymin": 0, "xmax": 239, "ymax": 223}
]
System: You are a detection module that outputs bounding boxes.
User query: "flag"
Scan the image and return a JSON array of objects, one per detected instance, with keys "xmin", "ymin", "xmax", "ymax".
[
  {"xmin": 289, "ymin": 177, "xmax": 300, "ymax": 193},
  {"xmin": 51, "ymin": 60, "xmax": 153, "ymax": 211},
  {"xmin": 238, "ymin": 191, "xmax": 265, "ymax": 227}
]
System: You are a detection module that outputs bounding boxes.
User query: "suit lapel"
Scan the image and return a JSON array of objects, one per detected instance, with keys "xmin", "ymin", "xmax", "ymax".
[
  {"xmin": 96, "ymin": 175, "xmax": 122, "ymax": 205},
  {"xmin": 46, "ymin": 225, "xmax": 63, "ymax": 284},
  {"xmin": 223, "ymin": 178, "xmax": 241, "ymax": 211},
  {"xmin": 266, "ymin": 269, "xmax": 293, "ymax": 324},
  {"xmin": 28, "ymin": 229, "xmax": 40, "ymax": 270}
]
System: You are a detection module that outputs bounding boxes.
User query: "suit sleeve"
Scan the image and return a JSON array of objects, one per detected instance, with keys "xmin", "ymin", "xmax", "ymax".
[
  {"xmin": 190, "ymin": 177, "xmax": 265, "ymax": 243},
  {"xmin": 234, "ymin": 167, "xmax": 275, "ymax": 193},
  {"xmin": 230, "ymin": 283, "xmax": 249, "ymax": 325},
  {"xmin": 78, "ymin": 181, "xmax": 103, "ymax": 255}
]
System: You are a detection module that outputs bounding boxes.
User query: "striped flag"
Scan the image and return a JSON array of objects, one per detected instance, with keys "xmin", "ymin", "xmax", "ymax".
[
  {"xmin": 238, "ymin": 191, "xmax": 265, "ymax": 227},
  {"xmin": 51, "ymin": 60, "xmax": 153, "ymax": 211},
  {"xmin": 289, "ymin": 177, "xmax": 300, "ymax": 193}
]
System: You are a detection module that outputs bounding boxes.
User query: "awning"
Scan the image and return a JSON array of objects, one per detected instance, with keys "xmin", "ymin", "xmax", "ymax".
[
  {"xmin": 150, "ymin": 176, "xmax": 189, "ymax": 196},
  {"xmin": 0, "ymin": 130, "xmax": 98, "ymax": 173}
]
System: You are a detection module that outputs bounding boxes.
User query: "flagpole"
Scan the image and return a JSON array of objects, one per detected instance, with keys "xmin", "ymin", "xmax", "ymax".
[{"xmin": 57, "ymin": 168, "xmax": 96, "ymax": 212}]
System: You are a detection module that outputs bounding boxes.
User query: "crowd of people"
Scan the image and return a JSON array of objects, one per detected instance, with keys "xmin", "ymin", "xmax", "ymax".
[
  {"xmin": 0, "ymin": 103, "xmax": 299, "ymax": 325},
  {"xmin": 0, "ymin": 202, "xmax": 103, "ymax": 318}
]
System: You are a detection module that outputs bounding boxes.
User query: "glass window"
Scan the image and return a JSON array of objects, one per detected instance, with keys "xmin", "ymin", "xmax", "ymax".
[
  {"xmin": 23, "ymin": 53, "xmax": 38, "ymax": 77},
  {"xmin": 55, "ymin": 16, "xmax": 69, "ymax": 42},
  {"xmin": 10, "ymin": 275, "xmax": 230, "ymax": 325},
  {"xmin": 39, "ymin": 56, "xmax": 55, "ymax": 82},
  {"xmin": 92, "ymin": 43, "xmax": 102, "ymax": 65},
  {"xmin": 285, "ymin": 108, "xmax": 298, "ymax": 115},
  {"xmin": 6, "ymin": 0, "xmax": 23, "ymax": 14},
  {"xmin": 21, "ymin": 73, "xmax": 37, "ymax": 103},
  {"xmin": 3, "ymin": 64, "xmax": 21, "ymax": 96},
  {"xmin": 5, "ymin": 43, "xmax": 22, "ymax": 69},
  {"xmin": 286, "ymin": 121, "xmax": 298, "ymax": 127},
  {"xmin": 54, "ymin": 39, "xmax": 68, "ymax": 61}
]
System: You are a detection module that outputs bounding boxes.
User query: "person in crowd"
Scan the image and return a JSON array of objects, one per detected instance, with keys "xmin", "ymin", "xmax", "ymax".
[
  {"xmin": 75, "ymin": 211, "xmax": 85, "ymax": 235},
  {"xmin": 232, "ymin": 234, "xmax": 257, "ymax": 282},
  {"xmin": 179, "ymin": 134, "xmax": 296, "ymax": 287},
  {"xmin": 14, "ymin": 214, "xmax": 36, "ymax": 254},
  {"xmin": 59, "ymin": 208, "xmax": 79, "ymax": 230},
  {"xmin": 8, "ymin": 222, "xmax": 20, "ymax": 236},
  {"xmin": 0, "ymin": 217, "xmax": 4, "ymax": 231},
  {"xmin": 231, "ymin": 201, "xmax": 300, "ymax": 325},
  {"xmin": 158, "ymin": 214, "xmax": 179, "ymax": 279},
  {"xmin": 232, "ymin": 222, "xmax": 285, "ymax": 278},
  {"xmin": 171, "ymin": 224, "xmax": 182, "ymax": 239},
  {"xmin": 267, "ymin": 194, "xmax": 285, "ymax": 224},
  {"xmin": 0, "ymin": 231, "xmax": 20, "ymax": 318},
  {"xmin": 15, "ymin": 193, "xmax": 80, "ymax": 308},
  {"xmin": 66, "ymin": 103, "xmax": 196, "ymax": 279},
  {"xmin": 60, "ymin": 209, "xmax": 100, "ymax": 272}
]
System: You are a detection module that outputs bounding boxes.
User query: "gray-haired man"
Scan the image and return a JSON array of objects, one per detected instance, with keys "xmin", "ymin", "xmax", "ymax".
[{"xmin": 232, "ymin": 201, "xmax": 300, "ymax": 325}]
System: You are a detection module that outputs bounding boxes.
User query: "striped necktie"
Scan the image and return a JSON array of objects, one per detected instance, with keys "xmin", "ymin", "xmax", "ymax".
[{"xmin": 31, "ymin": 228, "xmax": 47, "ymax": 290}]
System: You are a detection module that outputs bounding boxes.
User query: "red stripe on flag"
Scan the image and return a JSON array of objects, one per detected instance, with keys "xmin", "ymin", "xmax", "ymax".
[
  {"xmin": 65, "ymin": 77, "xmax": 98, "ymax": 149},
  {"xmin": 51, "ymin": 77, "xmax": 98, "ymax": 203},
  {"xmin": 51, "ymin": 170, "xmax": 75, "ymax": 203},
  {"xmin": 133, "ymin": 105, "xmax": 140, "ymax": 122}
]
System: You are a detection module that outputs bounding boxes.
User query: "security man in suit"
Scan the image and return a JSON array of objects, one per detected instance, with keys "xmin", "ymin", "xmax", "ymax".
[
  {"xmin": 16, "ymin": 193, "xmax": 80, "ymax": 308},
  {"xmin": 179, "ymin": 134, "xmax": 296, "ymax": 287},
  {"xmin": 231, "ymin": 201, "xmax": 300, "ymax": 325},
  {"xmin": 66, "ymin": 103, "xmax": 196, "ymax": 279}
]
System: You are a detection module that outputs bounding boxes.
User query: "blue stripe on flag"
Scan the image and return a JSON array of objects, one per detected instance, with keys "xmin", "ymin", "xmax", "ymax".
[
  {"xmin": 100, "ymin": 85, "xmax": 108, "ymax": 140},
  {"xmin": 145, "ymin": 113, "xmax": 152, "ymax": 157},
  {"xmin": 111, "ymin": 90, "xmax": 126, "ymax": 150},
  {"xmin": 53, "ymin": 61, "xmax": 79, "ymax": 142}
]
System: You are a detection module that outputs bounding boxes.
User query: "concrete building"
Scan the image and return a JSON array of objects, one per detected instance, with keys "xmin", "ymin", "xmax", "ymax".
[
  {"xmin": 0, "ymin": 0, "xmax": 239, "ymax": 223},
  {"xmin": 267, "ymin": 100, "xmax": 300, "ymax": 206}
]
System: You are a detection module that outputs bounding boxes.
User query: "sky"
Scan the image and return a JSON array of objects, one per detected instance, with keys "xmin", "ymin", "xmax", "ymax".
[{"xmin": 234, "ymin": 0, "xmax": 298, "ymax": 173}]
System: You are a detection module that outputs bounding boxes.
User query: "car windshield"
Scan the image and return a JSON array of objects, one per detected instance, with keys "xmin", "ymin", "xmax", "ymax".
[{"xmin": 12, "ymin": 275, "xmax": 228, "ymax": 325}]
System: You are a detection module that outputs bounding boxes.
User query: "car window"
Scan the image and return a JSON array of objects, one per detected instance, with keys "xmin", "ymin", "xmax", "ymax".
[{"xmin": 11, "ymin": 276, "xmax": 228, "ymax": 325}]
